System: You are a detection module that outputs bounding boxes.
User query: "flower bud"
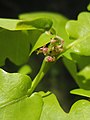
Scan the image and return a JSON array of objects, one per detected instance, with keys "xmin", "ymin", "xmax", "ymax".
[
  {"xmin": 45, "ymin": 56, "xmax": 55, "ymax": 62},
  {"xmin": 42, "ymin": 47, "xmax": 48, "ymax": 55}
]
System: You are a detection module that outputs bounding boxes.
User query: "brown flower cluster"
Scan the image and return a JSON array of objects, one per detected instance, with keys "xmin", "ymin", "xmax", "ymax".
[{"xmin": 37, "ymin": 36, "xmax": 64, "ymax": 62}]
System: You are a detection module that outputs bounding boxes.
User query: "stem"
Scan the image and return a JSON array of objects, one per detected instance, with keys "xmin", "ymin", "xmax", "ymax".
[
  {"xmin": 28, "ymin": 39, "xmax": 79, "ymax": 95},
  {"xmin": 28, "ymin": 58, "xmax": 54, "ymax": 95}
]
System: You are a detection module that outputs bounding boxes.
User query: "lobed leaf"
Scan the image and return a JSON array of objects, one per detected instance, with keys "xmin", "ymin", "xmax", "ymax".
[
  {"xmin": 0, "ymin": 93, "xmax": 43, "ymax": 120},
  {"xmin": 19, "ymin": 12, "xmax": 70, "ymax": 47},
  {"xmin": 40, "ymin": 92, "xmax": 90, "ymax": 120},
  {"xmin": 0, "ymin": 68, "xmax": 32, "ymax": 107},
  {"xmin": 69, "ymin": 99, "xmax": 90, "ymax": 120},
  {"xmin": 0, "ymin": 17, "xmax": 52, "ymax": 66},
  {"xmin": 39, "ymin": 92, "xmax": 67, "ymax": 120},
  {"xmin": 65, "ymin": 12, "xmax": 90, "ymax": 56},
  {"xmin": 0, "ymin": 69, "xmax": 43, "ymax": 120},
  {"xmin": 66, "ymin": 12, "xmax": 90, "ymax": 40},
  {"xmin": 0, "ymin": 29, "xmax": 30, "ymax": 66},
  {"xmin": 0, "ymin": 70, "xmax": 90, "ymax": 120},
  {"xmin": 70, "ymin": 35, "xmax": 90, "ymax": 56},
  {"xmin": 63, "ymin": 12, "xmax": 90, "ymax": 89}
]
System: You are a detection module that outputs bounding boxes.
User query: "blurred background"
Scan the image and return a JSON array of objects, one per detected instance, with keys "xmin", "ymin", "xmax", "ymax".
[
  {"xmin": 0, "ymin": 0, "xmax": 90, "ymax": 112},
  {"xmin": 0, "ymin": 0, "xmax": 89, "ymax": 19}
]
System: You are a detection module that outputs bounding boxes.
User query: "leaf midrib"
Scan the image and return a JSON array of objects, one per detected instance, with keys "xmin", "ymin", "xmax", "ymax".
[{"xmin": 0, "ymin": 95, "xmax": 27, "ymax": 109}]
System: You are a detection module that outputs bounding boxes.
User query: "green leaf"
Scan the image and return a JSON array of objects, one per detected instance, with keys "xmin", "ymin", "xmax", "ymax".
[
  {"xmin": 78, "ymin": 65, "xmax": 90, "ymax": 80},
  {"xmin": 65, "ymin": 12, "xmax": 90, "ymax": 56},
  {"xmin": 87, "ymin": 4, "xmax": 90, "ymax": 11},
  {"xmin": 0, "ymin": 18, "xmax": 52, "ymax": 31},
  {"xmin": 63, "ymin": 56, "xmax": 90, "ymax": 89},
  {"xmin": 77, "ymin": 65, "xmax": 90, "ymax": 89},
  {"xmin": 0, "ymin": 72, "xmax": 90, "ymax": 120},
  {"xmin": 71, "ymin": 54, "xmax": 90, "ymax": 70},
  {"xmin": 18, "ymin": 65, "xmax": 32, "ymax": 75},
  {"xmin": 30, "ymin": 32, "xmax": 55, "ymax": 55},
  {"xmin": 19, "ymin": 12, "xmax": 70, "ymax": 47},
  {"xmin": 0, "ymin": 29, "xmax": 30, "ymax": 66},
  {"xmin": 71, "ymin": 35, "xmax": 90, "ymax": 56},
  {"xmin": 0, "ymin": 17, "xmax": 52, "ymax": 66},
  {"xmin": 0, "ymin": 18, "xmax": 20, "ymax": 30},
  {"xmin": 69, "ymin": 100, "xmax": 90, "ymax": 120},
  {"xmin": 0, "ymin": 69, "xmax": 43, "ymax": 120},
  {"xmin": 71, "ymin": 89, "xmax": 90, "ymax": 98},
  {"xmin": 17, "ymin": 18, "xmax": 52, "ymax": 31},
  {"xmin": 39, "ymin": 92, "xmax": 90, "ymax": 120},
  {"xmin": 0, "ymin": 93, "xmax": 43, "ymax": 120},
  {"xmin": 0, "ymin": 68, "xmax": 31, "ymax": 107},
  {"xmin": 66, "ymin": 12, "xmax": 90, "ymax": 40},
  {"xmin": 39, "ymin": 92, "xmax": 67, "ymax": 120},
  {"xmin": 63, "ymin": 56, "xmax": 78, "ymax": 83},
  {"xmin": 63, "ymin": 12, "xmax": 90, "ymax": 89}
]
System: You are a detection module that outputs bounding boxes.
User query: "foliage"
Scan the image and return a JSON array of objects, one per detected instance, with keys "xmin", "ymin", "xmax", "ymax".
[
  {"xmin": 63, "ymin": 12, "xmax": 90, "ymax": 90},
  {"xmin": 87, "ymin": 4, "xmax": 90, "ymax": 11},
  {"xmin": 0, "ymin": 9, "xmax": 90, "ymax": 119},
  {"xmin": 0, "ymin": 18, "xmax": 52, "ymax": 66}
]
